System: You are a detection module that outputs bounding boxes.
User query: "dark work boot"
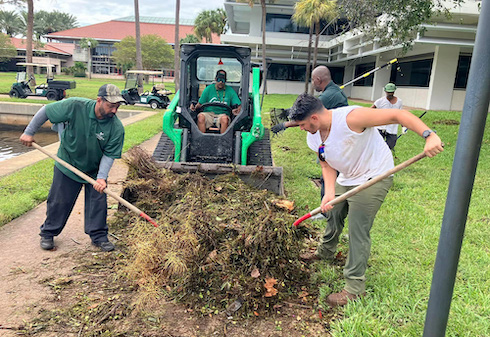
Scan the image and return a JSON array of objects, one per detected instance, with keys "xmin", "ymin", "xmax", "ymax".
[
  {"xmin": 40, "ymin": 237, "xmax": 54, "ymax": 250},
  {"xmin": 92, "ymin": 241, "xmax": 115, "ymax": 252}
]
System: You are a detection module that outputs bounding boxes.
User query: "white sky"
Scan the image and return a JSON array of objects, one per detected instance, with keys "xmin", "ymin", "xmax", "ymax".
[{"xmin": 2, "ymin": 0, "xmax": 226, "ymax": 27}]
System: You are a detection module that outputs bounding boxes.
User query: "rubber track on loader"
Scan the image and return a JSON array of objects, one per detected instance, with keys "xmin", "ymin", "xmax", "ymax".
[
  {"xmin": 152, "ymin": 132, "xmax": 175, "ymax": 162},
  {"xmin": 247, "ymin": 128, "xmax": 273, "ymax": 166}
]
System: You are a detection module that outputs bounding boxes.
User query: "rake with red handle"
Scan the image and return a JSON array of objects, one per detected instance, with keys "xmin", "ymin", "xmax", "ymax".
[
  {"xmin": 32, "ymin": 142, "xmax": 158, "ymax": 227},
  {"xmin": 293, "ymin": 152, "xmax": 427, "ymax": 227}
]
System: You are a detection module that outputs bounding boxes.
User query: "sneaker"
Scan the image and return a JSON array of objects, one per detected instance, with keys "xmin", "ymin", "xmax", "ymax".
[
  {"xmin": 92, "ymin": 241, "xmax": 115, "ymax": 252},
  {"xmin": 326, "ymin": 289, "xmax": 366, "ymax": 307},
  {"xmin": 40, "ymin": 237, "xmax": 54, "ymax": 250}
]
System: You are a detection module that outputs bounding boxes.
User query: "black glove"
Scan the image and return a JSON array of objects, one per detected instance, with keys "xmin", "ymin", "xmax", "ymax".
[{"xmin": 271, "ymin": 122, "xmax": 287, "ymax": 134}]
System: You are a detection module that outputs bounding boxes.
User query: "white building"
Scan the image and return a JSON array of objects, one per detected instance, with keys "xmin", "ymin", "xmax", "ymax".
[{"xmin": 221, "ymin": 0, "xmax": 483, "ymax": 111}]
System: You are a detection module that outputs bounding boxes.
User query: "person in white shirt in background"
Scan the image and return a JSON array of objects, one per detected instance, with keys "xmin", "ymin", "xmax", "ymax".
[{"xmin": 371, "ymin": 83, "xmax": 403, "ymax": 150}]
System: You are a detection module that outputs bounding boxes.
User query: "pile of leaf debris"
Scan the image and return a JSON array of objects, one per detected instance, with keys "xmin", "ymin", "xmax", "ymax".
[{"xmin": 113, "ymin": 147, "xmax": 310, "ymax": 315}]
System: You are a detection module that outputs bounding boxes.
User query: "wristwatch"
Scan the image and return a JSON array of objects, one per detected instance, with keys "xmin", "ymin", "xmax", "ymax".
[{"xmin": 422, "ymin": 129, "xmax": 436, "ymax": 139}]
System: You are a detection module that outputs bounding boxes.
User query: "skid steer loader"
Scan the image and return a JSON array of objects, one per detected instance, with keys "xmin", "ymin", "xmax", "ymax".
[{"xmin": 152, "ymin": 44, "xmax": 283, "ymax": 194}]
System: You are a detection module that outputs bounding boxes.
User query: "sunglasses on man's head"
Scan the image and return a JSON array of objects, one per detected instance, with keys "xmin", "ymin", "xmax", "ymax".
[{"xmin": 318, "ymin": 144, "xmax": 326, "ymax": 162}]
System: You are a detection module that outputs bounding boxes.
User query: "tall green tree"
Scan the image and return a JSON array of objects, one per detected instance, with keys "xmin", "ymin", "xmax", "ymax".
[
  {"xmin": 0, "ymin": 10, "xmax": 22, "ymax": 36},
  {"xmin": 0, "ymin": 33, "xmax": 17, "ymax": 61},
  {"xmin": 174, "ymin": 0, "xmax": 180, "ymax": 91},
  {"xmin": 193, "ymin": 9, "xmax": 227, "ymax": 43},
  {"xmin": 341, "ymin": 0, "xmax": 464, "ymax": 50},
  {"xmin": 112, "ymin": 35, "xmax": 174, "ymax": 71},
  {"xmin": 293, "ymin": 0, "xmax": 337, "ymax": 93},
  {"xmin": 20, "ymin": 10, "xmax": 78, "ymax": 40},
  {"xmin": 134, "ymin": 0, "xmax": 143, "ymax": 91},
  {"xmin": 243, "ymin": 0, "xmax": 270, "ymax": 94},
  {"xmin": 26, "ymin": 0, "xmax": 34, "ymax": 85},
  {"xmin": 180, "ymin": 33, "xmax": 200, "ymax": 44},
  {"xmin": 79, "ymin": 37, "xmax": 98, "ymax": 79}
]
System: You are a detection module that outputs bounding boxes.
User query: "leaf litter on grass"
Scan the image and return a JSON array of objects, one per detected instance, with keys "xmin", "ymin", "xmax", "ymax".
[{"xmin": 115, "ymin": 146, "xmax": 312, "ymax": 315}]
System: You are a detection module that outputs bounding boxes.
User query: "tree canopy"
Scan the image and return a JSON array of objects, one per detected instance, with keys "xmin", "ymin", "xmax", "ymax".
[
  {"xmin": 340, "ymin": 0, "xmax": 465, "ymax": 50},
  {"xmin": 0, "ymin": 33, "xmax": 17, "ymax": 62},
  {"xmin": 194, "ymin": 9, "xmax": 227, "ymax": 43},
  {"xmin": 112, "ymin": 34, "xmax": 174, "ymax": 71},
  {"xmin": 0, "ymin": 10, "xmax": 22, "ymax": 36},
  {"xmin": 180, "ymin": 33, "xmax": 200, "ymax": 44}
]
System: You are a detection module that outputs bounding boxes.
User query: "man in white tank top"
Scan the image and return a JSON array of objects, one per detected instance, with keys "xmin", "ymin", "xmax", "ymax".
[
  {"xmin": 289, "ymin": 93, "xmax": 443, "ymax": 307},
  {"xmin": 371, "ymin": 83, "xmax": 403, "ymax": 150}
]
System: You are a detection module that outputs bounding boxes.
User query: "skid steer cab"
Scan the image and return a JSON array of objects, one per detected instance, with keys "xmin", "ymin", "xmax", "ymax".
[
  {"xmin": 9, "ymin": 63, "xmax": 76, "ymax": 101},
  {"xmin": 152, "ymin": 44, "xmax": 283, "ymax": 194}
]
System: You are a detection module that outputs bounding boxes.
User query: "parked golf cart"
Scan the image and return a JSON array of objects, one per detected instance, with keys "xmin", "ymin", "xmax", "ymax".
[
  {"xmin": 9, "ymin": 63, "xmax": 76, "ymax": 101},
  {"xmin": 121, "ymin": 70, "xmax": 171, "ymax": 109}
]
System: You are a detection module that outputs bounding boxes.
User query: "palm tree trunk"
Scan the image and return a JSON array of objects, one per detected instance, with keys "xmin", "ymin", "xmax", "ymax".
[
  {"xmin": 174, "ymin": 0, "xmax": 181, "ymax": 91},
  {"xmin": 310, "ymin": 22, "xmax": 320, "ymax": 94},
  {"xmin": 134, "ymin": 0, "xmax": 143, "ymax": 92},
  {"xmin": 261, "ymin": 0, "xmax": 267, "ymax": 95},
  {"xmin": 304, "ymin": 25, "xmax": 313, "ymax": 93},
  {"xmin": 26, "ymin": 0, "xmax": 35, "ymax": 86}
]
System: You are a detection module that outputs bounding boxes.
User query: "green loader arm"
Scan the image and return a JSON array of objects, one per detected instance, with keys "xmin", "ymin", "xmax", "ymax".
[
  {"xmin": 240, "ymin": 67, "xmax": 264, "ymax": 165},
  {"xmin": 162, "ymin": 91, "xmax": 182, "ymax": 161}
]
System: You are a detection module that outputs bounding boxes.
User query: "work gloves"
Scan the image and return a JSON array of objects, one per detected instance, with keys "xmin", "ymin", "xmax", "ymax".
[{"xmin": 271, "ymin": 122, "xmax": 287, "ymax": 135}]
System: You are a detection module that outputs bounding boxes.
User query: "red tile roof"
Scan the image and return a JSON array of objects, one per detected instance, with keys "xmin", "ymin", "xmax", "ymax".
[
  {"xmin": 47, "ymin": 20, "xmax": 220, "ymax": 44},
  {"xmin": 9, "ymin": 37, "xmax": 73, "ymax": 55}
]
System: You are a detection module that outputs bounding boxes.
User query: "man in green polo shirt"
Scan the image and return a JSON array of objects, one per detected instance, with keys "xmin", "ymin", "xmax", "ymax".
[
  {"xmin": 271, "ymin": 65, "xmax": 348, "ymax": 134},
  {"xmin": 19, "ymin": 84, "xmax": 126, "ymax": 252},
  {"xmin": 190, "ymin": 69, "xmax": 241, "ymax": 133}
]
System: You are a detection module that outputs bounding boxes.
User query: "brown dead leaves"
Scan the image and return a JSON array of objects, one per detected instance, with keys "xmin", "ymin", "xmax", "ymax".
[
  {"xmin": 264, "ymin": 277, "xmax": 278, "ymax": 297},
  {"xmin": 271, "ymin": 199, "xmax": 295, "ymax": 212}
]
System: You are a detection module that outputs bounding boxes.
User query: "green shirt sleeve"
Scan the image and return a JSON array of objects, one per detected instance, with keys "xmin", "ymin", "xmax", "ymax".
[
  {"xmin": 198, "ymin": 85, "xmax": 211, "ymax": 104},
  {"xmin": 102, "ymin": 119, "xmax": 125, "ymax": 159},
  {"xmin": 229, "ymin": 86, "xmax": 241, "ymax": 106},
  {"xmin": 45, "ymin": 99, "xmax": 74, "ymax": 124}
]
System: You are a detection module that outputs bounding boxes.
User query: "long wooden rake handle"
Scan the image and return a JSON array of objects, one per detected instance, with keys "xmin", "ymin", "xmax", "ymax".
[
  {"xmin": 32, "ymin": 142, "xmax": 158, "ymax": 227},
  {"xmin": 293, "ymin": 152, "xmax": 427, "ymax": 227}
]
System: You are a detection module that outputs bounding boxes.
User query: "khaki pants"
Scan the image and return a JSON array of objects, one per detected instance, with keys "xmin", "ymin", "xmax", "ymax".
[
  {"xmin": 201, "ymin": 112, "xmax": 230, "ymax": 129},
  {"xmin": 317, "ymin": 177, "xmax": 393, "ymax": 295}
]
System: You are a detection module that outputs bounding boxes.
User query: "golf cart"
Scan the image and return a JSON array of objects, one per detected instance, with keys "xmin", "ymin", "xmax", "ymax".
[
  {"xmin": 152, "ymin": 44, "xmax": 283, "ymax": 194},
  {"xmin": 9, "ymin": 63, "xmax": 76, "ymax": 101},
  {"xmin": 121, "ymin": 70, "xmax": 171, "ymax": 109}
]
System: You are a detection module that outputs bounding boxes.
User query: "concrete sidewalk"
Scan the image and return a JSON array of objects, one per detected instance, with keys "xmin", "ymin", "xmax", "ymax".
[
  {"xmin": 0, "ymin": 109, "xmax": 161, "ymax": 177},
  {"xmin": 0, "ymin": 133, "xmax": 161, "ymax": 331}
]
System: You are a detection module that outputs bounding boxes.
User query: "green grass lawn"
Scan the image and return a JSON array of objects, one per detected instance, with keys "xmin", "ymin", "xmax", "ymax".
[
  {"xmin": 263, "ymin": 95, "xmax": 490, "ymax": 336},
  {"xmin": 0, "ymin": 71, "xmax": 176, "ymax": 107},
  {"xmin": 0, "ymin": 86, "xmax": 488, "ymax": 336}
]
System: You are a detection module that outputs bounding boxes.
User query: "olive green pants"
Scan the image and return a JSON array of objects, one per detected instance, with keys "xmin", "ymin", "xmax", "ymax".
[{"xmin": 317, "ymin": 177, "xmax": 393, "ymax": 295}]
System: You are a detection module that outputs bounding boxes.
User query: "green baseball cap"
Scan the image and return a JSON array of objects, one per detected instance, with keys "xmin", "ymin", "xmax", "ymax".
[
  {"xmin": 98, "ymin": 84, "xmax": 126, "ymax": 103},
  {"xmin": 384, "ymin": 83, "xmax": 397, "ymax": 92}
]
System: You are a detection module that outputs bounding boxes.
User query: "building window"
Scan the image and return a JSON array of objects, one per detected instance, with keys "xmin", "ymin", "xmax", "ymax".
[
  {"xmin": 454, "ymin": 55, "xmax": 471, "ymax": 89},
  {"xmin": 353, "ymin": 62, "xmax": 375, "ymax": 86},
  {"xmin": 267, "ymin": 63, "xmax": 306, "ymax": 81},
  {"xmin": 265, "ymin": 14, "xmax": 350, "ymax": 35},
  {"xmin": 390, "ymin": 59, "xmax": 433, "ymax": 87},
  {"xmin": 266, "ymin": 14, "xmax": 309, "ymax": 34},
  {"xmin": 330, "ymin": 67, "xmax": 345, "ymax": 86}
]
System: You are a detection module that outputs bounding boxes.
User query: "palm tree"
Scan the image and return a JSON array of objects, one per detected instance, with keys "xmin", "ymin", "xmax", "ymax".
[
  {"xmin": 20, "ymin": 10, "xmax": 78, "ymax": 40},
  {"xmin": 134, "ymin": 0, "xmax": 143, "ymax": 91},
  {"xmin": 174, "ymin": 0, "xmax": 180, "ymax": 91},
  {"xmin": 0, "ymin": 10, "xmax": 22, "ymax": 36},
  {"xmin": 194, "ymin": 9, "xmax": 227, "ymax": 43},
  {"xmin": 243, "ymin": 0, "xmax": 270, "ymax": 94},
  {"xmin": 26, "ymin": 0, "xmax": 34, "ymax": 86},
  {"xmin": 293, "ymin": 0, "xmax": 338, "ymax": 93},
  {"xmin": 79, "ymin": 37, "xmax": 98, "ymax": 79}
]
